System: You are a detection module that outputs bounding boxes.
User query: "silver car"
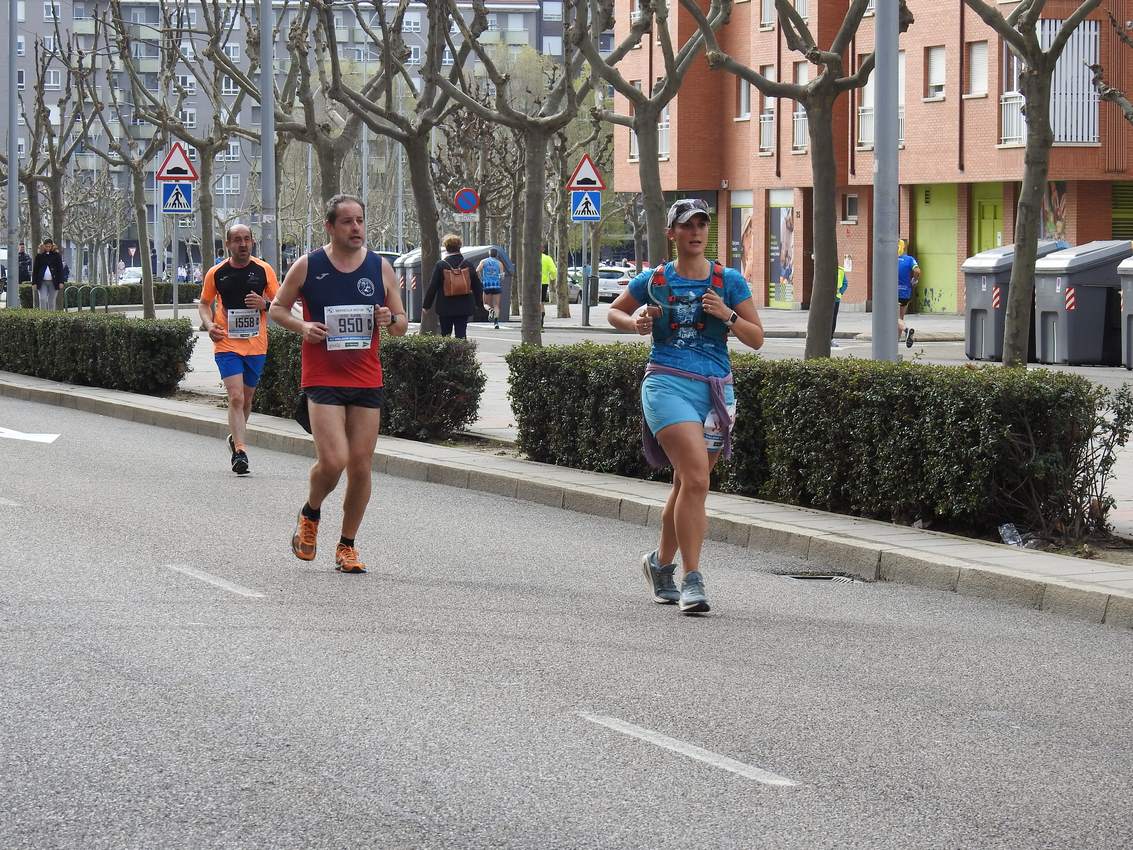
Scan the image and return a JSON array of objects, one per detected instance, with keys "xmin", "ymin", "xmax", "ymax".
[{"xmin": 595, "ymin": 267, "xmax": 634, "ymax": 302}]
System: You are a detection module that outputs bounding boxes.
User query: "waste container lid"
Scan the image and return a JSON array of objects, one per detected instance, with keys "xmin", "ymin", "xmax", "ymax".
[
  {"xmin": 1035, "ymin": 240, "xmax": 1133, "ymax": 274},
  {"xmin": 960, "ymin": 240, "xmax": 1062, "ymax": 274},
  {"xmin": 1118, "ymin": 255, "xmax": 1133, "ymax": 275}
]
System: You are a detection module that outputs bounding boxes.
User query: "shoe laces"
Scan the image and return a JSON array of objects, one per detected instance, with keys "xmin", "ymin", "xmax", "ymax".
[
  {"xmin": 297, "ymin": 515, "xmax": 318, "ymax": 546},
  {"xmin": 336, "ymin": 544, "xmax": 364, "ymax": 569},
  {"xmin": 657, "ymin": 563, "xmax": 678, "ymax": 592}
]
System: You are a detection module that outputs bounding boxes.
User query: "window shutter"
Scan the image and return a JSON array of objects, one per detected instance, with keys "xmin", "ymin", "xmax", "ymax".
[
  {"xmin": 928, "ymin": 47, "xmax": 945, "ymax": 89},
  {"xmin": 968, "ymin": 42, "xmax": 987, "ymax": 95}
]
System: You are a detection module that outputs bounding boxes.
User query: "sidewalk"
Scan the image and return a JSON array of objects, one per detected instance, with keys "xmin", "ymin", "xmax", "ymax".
[{"xmin": 2, "ymin": 368, "xmax": 1131, "ymax": 629}]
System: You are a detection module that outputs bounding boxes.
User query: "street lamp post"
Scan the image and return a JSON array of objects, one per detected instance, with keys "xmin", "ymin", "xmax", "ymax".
[
  {"xmin": 259, "ymin": 0, "xmax": 278, "ymax": 272},
  {"xmin": 6, "ymin": 0, "xmax": 20, "ymax": 308},
  {"xmin": 871, "ymin": 0, "xmax": 899, "ymax": 361}
]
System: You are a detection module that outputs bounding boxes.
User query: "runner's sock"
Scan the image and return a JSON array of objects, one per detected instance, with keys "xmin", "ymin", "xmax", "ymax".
[
  {"xmin": 302, "ymin": 503, "xmax": 321, "ymax": 521},
  {"xmin": 234, "ymin": 441, "xmax": 247, "ymax": 452},
  {"xmin": 339, "ymin": 536, "xmax": 355, "ymax": 548}
]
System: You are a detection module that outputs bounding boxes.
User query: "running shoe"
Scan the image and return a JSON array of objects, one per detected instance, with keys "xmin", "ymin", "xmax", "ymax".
[
  {"xmin": 335, "ymin": 543, "xmax": 368, "ymax": 574},
  {"xmin": 641, "ymin": 550, "xmax": 679, "ymax": 604},
  {"xmin": 905, "ymin": 327, "xmax": 916, "ymax": 349},
  {"xmin": 291, "ymin": 510, "xmax": 319, "ymax": 561},
  {"xmin": 226, "ymin": 433, "xmax": 235, "ymax": 455},
  {"xmin": 231, "ymin": 449, "xmax": 250, "ymax": 476},
  {"xmin": 679, "ymin": 571, "xmax": 711, "ymax": 614}
]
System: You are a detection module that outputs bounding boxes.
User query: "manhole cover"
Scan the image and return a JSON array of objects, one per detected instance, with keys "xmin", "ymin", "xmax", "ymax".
[{"xmin": 784, "ymin": 574, "xmax": 856, "ymax": 583}]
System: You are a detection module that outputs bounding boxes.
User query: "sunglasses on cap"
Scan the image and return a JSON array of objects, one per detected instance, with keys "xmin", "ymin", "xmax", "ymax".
[{"xmin": 666, "ymin": 198, "xmax": 711, "ymax": 228}]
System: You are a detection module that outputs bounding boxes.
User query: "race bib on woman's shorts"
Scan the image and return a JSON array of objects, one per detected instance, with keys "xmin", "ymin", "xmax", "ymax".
[
  {"xmin": 703, "ymin": 401, "xmax": 738, "ymax": 452},
  {"xmin": 227, "ymin": 308, "xmax": 261, "ymax": 339},
  {"xmin": 324, "ymin": 304, "xmax": 374, "ymax": 350}
]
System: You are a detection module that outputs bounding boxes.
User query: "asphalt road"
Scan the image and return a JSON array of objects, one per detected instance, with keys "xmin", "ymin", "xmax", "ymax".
[{"xmin": 3, "ymin": 397, "xmax": 1133, "ymax": 849}]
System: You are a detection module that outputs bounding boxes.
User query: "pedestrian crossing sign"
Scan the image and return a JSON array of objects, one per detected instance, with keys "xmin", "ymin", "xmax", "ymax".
[
  {"xmin": 571, "ymin": 190, "xmax": 601, "ymax": 222},
  {"xmin": 161, "ymin": 182, "xmax": 193, "ymax": 214}
]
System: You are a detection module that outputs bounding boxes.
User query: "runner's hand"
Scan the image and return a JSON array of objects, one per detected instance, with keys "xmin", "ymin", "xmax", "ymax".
[
  {"xmin": 302, "ymin": 322, "xmax": 329, "ymax": 343},
  {"xmin": 635, "ymin": 306, "xmax": 659, "ymax": 335},
  {"xmin": 243, "ymin": 292, "xmax": 264, "ymax": 309},
  {"xmin": 701, "ymin": 289, "xmax": 729, "ymax": 319},
  {"xmin": 377, "ymin": 306, "xmax": 393, "ymax": 327},
  {"xmin": 207, "ymin": 322, "xmax": 225, "ymax": 343}
]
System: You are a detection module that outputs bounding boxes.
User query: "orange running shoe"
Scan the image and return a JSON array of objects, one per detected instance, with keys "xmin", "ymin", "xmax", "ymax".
[
  {"xmin": 335, "ymin": 543, "xmax": 367, "ymax": 574},
  {"xmin": 291, "ymin": 510, "xmax": 319, "ymax": 561}
]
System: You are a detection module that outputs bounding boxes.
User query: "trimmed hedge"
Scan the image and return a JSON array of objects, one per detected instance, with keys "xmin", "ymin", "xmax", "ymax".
[
  {"xmin": 253, "ymin": 327, "xmax": 486, "ymax": 440},
  {"xmin": 0, "ymin": 309, "xmax": 195, "ymax": 395},
  {"xmin": 507, "ymin": 342, "xmax": 1118, "ymax": 538},
  {"xmin": 20, "ymin": 282, "xmax": 203, "ymax": 308}
]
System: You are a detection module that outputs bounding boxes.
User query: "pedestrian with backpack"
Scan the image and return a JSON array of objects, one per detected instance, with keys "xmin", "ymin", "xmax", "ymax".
[
  {"xmin": 476, "ymin": 247, "xmax": 504, "ymax": 329},
  {"xmin": 424, "ymin": 233, "xmax": 485, "ymax": 339},
  {"xmin": 607, "ymin": 199, "xmax": 764, "ymax": 615}
]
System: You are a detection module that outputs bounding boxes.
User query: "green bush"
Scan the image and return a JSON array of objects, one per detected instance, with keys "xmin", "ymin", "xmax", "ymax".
[
  {"xmin": 506, "ymin": 343, "xmax": 1119, "ymax": 538},
  {"xmin": 0, "ymin": 310, "xmax": 195, "ymax": 395},
  {"xmin": 20, "ymin": 282, "xmax": 203, "ymax": 308},
  {"xmin": 253, "ymin": 327, "xmax": 487, "ymax": 441}
]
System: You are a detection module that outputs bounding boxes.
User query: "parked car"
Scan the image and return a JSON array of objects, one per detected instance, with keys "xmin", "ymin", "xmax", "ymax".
[
  {"xmin": 595, "ymin": 266, "xmax": 634, "ymax": 302},
  {"xmin": 117, "ymin": 267, "xmax": 144, "ymax": 285}
]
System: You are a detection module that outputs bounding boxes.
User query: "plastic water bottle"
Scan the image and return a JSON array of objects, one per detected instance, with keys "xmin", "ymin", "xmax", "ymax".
[{"xmin": 998, "ymin": 523, "xmax": 1024, "ymax": 547}]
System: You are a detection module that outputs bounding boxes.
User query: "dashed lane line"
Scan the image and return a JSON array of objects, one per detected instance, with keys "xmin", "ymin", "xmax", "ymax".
[
  {"xmin": 165, "ymin": 564, "xmax": 265, "ymax": 598},
  {"xmin": 579, "ymin": 713, "xmax": 799, "ymax": 787}
]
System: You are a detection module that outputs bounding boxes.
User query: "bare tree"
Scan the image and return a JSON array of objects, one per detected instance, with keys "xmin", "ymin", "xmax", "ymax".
[
  {"xmin": 963, "ymin": 0, "xmax": 1102, "ymax": 368},
  {"xmin": 431, "ymin": 0, "xmax": 591, "ymax": 344},
  {"xmin": 1090, "ymin": 13, "xmax": 1133, "ymax": 123},
  {"xmin": 686, "ymin": 0, "xmax": 912, "ymax": 360},
  {"xmin": 70, "ymin": 5, "xmax": 170, "ymax": 318},
  {"xmin": 66, "ymin": 167, "xmax": 133, "ymax": 286},
  {"xmin": 322, "ymin": 0, "xmax": 477, "ymax": 335},
  {"xmin": 579, "ymin": 0, "xmax": 724, "ymax": 263}
]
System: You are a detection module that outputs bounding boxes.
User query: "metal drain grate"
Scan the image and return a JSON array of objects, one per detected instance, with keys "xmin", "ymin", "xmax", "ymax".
[{"xmin": 784, "ymin": 574, "xmax": 856, "ymax": 584}]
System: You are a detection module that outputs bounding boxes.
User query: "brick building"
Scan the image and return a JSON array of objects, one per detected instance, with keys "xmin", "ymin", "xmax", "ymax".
[{"xmin": 612, "ymin": 0, "xmax": 1133, "ymax": 315}]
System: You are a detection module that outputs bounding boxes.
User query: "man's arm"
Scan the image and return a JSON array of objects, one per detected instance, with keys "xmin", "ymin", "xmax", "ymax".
[{"xmin": 269, "ymin": 255, "xmax": 328, "ymax": 344}]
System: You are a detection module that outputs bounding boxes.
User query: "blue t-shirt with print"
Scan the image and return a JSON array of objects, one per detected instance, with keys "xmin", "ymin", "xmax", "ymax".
[
  {"xmin": 897, "ymin": 254, "xmax": 919, "ymax": 300},
  {"xmin": 628, "ymin": 262, "xmax": 753, "ymax": 378}
]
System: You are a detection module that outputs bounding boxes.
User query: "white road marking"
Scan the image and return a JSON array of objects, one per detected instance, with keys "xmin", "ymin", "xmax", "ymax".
[
  {"xmin": 0, "ymin": 427, "xmax": 60, "ymax": 444},
  {"xmin": 580, "ymin": 713, "xmax": 798, "ymax": 787},
  {"xmin": 165, "ymin": 564, "xmax": 265, "ymax": 598},
  {"xmin": 0, "ymin": 497, "xmax": 20, "ymax": 507}
]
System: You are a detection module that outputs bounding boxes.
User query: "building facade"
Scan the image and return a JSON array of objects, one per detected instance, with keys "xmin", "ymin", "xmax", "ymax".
[{"xmin": 612, "ymin": 0, "xmax": 1133, "ymax": 315}]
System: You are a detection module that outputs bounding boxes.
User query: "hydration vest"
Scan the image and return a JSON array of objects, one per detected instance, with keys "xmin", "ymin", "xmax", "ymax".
[{"xmin": 649, "ymin": 261, "xmax": 729, "ymax": 345}]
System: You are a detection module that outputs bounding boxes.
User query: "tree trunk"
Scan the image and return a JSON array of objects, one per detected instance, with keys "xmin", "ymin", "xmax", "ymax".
[
  {"xmin": 804, "ymin": 98, "xmax": 838, "ymax": 360},
  {"xmin": 48, "ymin": 176, "xmax": 64, "ymax": 245},
  {"xmin": 521, "ymin": 130, "xmax": 550, "ymax": 345},
  {"xmin": 631, "ymin": 195, "xmax": 645, "ymax": 272},
  {"xmin": 198, "ymin": 154, "xmax": 217, "ymax": 270},
  {"xmin": 25, "ymin": 178, "xmax": 43, "ymax": 257},
  {"xmin": 1003, "ymin": 69, "xmax": 1055, "ymax": 368},
  {"xmin": 316, "ymin": 145, "xmax": 341, "ymax": 206},
  {"xmin": 510, "ymin": 155, "xmax": 524, "ymax": 318},
  {"xmin": 555, "ymin": 140, "xmax": 571, "ymax": 317},
  {"xmin": 633, "ymin": 110, "xmax": 668, "ymax": 264},
  {"xmin": 404, "ymin": 132, "xmax": 440, "ymax": 334},
  {"xmin": 131, "ymin": 169, "xmax": 156, "ymax": 319}
]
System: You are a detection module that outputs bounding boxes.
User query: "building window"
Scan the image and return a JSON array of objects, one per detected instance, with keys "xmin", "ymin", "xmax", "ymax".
[
  {"xmin": 224, "ymin": 43, "xmax": 240, "ymax": 61},
  {"xmin": 629, "ymin": 80, "xmax": 641, "ymax": 159},
  {"xmin": 215, "ymin": 173, "xmax": 240, "ymax": 196},
  {"xmin": 222, "ymin": 75, "xmax": 239, "ymax": 95},
  {"xmin": 925, "ymin": 46, "xmax": 945, "ymax": 99},
  {"xmin": 43, "ymin": 35, "xmax": 56, "ymax": 51},
  {"xmin": 407, "ymin": 45, "xmax": 421, "ymax": 65},
  {"xmin": 43, "ymin": 1, "xmax": 59, "ymax": 20},
  {"xmin": 543, "ymin": 36, "xmax": 562, "ymax": 55},
  {"xmin": 795, "ymin": 0, "xmax": 808, "ymax": 20},
  {"xmin": 16, "ymin": 0, "xmax": 24, "ymax": 22},
  {"xmin": 658, "ymin": 102, "xmax": 670, "ymax": 157},
  {"xmin": 175, "ymin": 73, "xmax": 196, "ymax": 94},
  {"xmin": 17, "ymin": 35, "xmax": 25, "ymax": 56},
  {"xmin": 1045, "ymin": 18, "xmax": 1099, "ymax": 144},
  {"xmin": 442, "ymin": 47, "xmax": 453, "ymax": 65},
  {"xmin": 179, "ymin": 108, "xmax": 197, "ymax": 128},
  {"xmin": 222, "ymin": 8, "xmax": 240, "ymax": 30},
  {"xmin": 486, "ymin": 13, "xmax": 498, "ymax": 31},
  {"xmin": 225, "ymin": 140, "xmax": 241, "ymax": 161},
  {"xmin": 17, "ymin": 137, "xmax": 26, "ymax": 156},
  {"xmin": 965, "ymin": 41, "xmax": 988, "ymax": 96},
  {"xmin": 186, "ymin": 145, "xmax": 198, "ymax": 161},
  {"xmin": 760, "ymin": 0, "xmax": 774, "ymax": 27},
  {"xmin": 759, "ymin": 65, "xmax": 776, "ymax": 153},
  {"xmin": 180, "ymin": 41, "xmax": 194, "ymax": 59},
  {"xmin": 544, "ymin": 1, "xmax": 563, "ymax": 22},
  {"xmin": 736, "ymin": 78, "xmax": 751, "ymax": 119},
  {"xmin": 16, "ymin": 69, "xmax": 24, "ymax": 89},
  {"xmin": 45, "ymin": 69, "xmax": 62, "ymax": 89},
  {"xmin": 509, "ymin": 13, "xmax": 524, "ymax": 31},
  {"xmin": 841, "ymin": 194, "xmax": 860, "ymax": 223},
  {"xmin": 403, "ymin": 12, "xmax": 421, "ymax": 33},
  {"xmin": 792, "ymin": 62, "xmax": 809, "ymax": 151}
]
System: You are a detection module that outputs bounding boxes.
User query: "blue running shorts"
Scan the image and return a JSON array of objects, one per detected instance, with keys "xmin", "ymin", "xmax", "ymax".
[
  {"xmin": 641, "ymin": 372, "xmax": 737, "ymax": 452},
  {"xmin": 215, "ymin": 353, "xmax": 267, "ymax": 387}
]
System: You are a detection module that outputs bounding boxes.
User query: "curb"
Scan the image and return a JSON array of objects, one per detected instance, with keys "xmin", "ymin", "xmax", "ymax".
[{"xmin": 4, "ymin": 373, "xmax": 1130, "ymax": 630}]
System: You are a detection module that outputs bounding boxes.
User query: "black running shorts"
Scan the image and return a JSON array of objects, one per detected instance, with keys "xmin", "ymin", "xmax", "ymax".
[{"xmin": 303, "ymin": 386, "xmax": 385, "ymax": 408}]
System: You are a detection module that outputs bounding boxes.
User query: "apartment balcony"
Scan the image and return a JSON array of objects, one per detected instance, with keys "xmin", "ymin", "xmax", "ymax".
[
  {"xmin": 478, "ymin": 30, "xmax": 500, "ymax": 44},
  {"xmin": 127, "ymin": 123, "xmax": 157, "ymax": 140},
  {"xmin": 792, "ymin": 111, "xmax": 807, "ymax": 151},
  {"xmin": 856, "ymin": 106, "xmax": 905, "ymax": 148},
  {"xmin": 73, "ymin": 18, "xmax": 96, "ymax": 34},
  {"xmin": 758, "ymin": 112, "xmax": 774, "ymax": 153},
  {"xmin": 136, "ymin": 58, "xmax": 160, "ymax": 74},
  {"xmin": 504, "ymin": 30, "xmax": 528, "ymax": 45},
  {"xmin": 74, "ymin": 152, "xmax": 100, "ymax": 171},
  {"xmin": 1001, "ymin": 92, "xmax": 1025, "ymax": 145}
]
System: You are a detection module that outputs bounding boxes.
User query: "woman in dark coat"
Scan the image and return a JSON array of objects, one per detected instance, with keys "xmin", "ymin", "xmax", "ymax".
[{"xmin": 423, "ymin": 233, "xmax": 484, "ymax": 339}]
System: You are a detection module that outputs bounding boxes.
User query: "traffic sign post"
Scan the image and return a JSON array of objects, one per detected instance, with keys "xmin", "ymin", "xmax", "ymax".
[
  {"xmin": 156, "ymin": 142, "xmax": 200, "ymax": 182},
  {"xmin": 566, "ymin": 153, "xmax": 605, "ymax": 191},
  {"xmin": 565, "ymin": 155, "xmax": 605, "ymax": 327},
  {"xmin": 161, "ymin": 182, "xmax": 193, "ymax": 214},
  {"xmin": 454, "ymin": 187, "xmax": 480, "ymax": 244},
  {"xmin": 571, "ymin": 190, "xmax": 601, "ymax": 222}
]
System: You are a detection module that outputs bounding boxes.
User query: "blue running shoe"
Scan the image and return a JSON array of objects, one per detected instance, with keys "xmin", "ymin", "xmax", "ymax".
[
  {"xmin": 641, "ymin": 550, "xmax": 679, "ymax": 604},
  {"xmin": 679, "ymin": 570, "xmax": 710, "ymax": 614}
]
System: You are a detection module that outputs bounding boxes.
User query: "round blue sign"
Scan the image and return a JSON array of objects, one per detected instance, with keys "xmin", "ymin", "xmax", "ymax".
[{"xmin": 454, "ymin": 187, "xmax": 479, "ymax": 213}]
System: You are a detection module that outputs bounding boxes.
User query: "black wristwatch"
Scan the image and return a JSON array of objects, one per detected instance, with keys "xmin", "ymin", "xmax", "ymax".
[{"xmin": 724, "ymin": 311, "xmax": 739, "ymax": 328}]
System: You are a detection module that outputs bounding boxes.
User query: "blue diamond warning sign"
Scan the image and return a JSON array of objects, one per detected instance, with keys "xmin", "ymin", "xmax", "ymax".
[
  {"xmin": 571, "ymin": 190, "xmax": 601, "ymax": 222},
  {"xmin": 161, "ymin": 182, "xmax": 193, "ymax": 214}
]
